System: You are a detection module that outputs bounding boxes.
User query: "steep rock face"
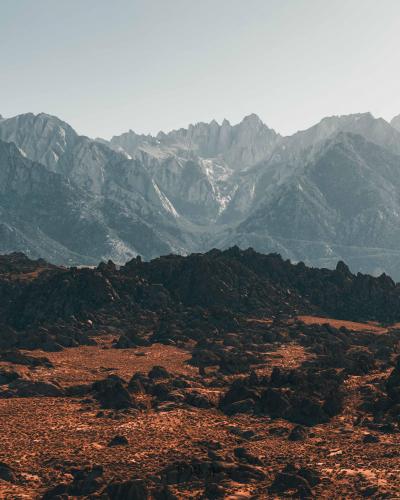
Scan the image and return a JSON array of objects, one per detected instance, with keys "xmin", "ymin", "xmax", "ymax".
[
  {"xmin": 0, "ymin": 139, "xmax": 121, "ymax": 264},
  {"xmin": 239, "ymin": 133, "xmax": 400, "ymax": 245},
  {"xmin": 137, "ymin": 151, "xmax": 234, "ymax": 224},
  {"xmin": 0, "ymin": 140, "xmax": 191, "ymax": 264},
  {"xmin": 107, "ymin": 114, "xmax": 280, "ymax": 172},
  {"xmin": 0, "ymin": 113, "xmax": 128, "ymax": 194},
  {"xmin": 156, "ymin": 114, "xmax": 281, "ymax": 170},
  {"xmin": 103, "ymin": 114, "xmax": 280, "ymax": 223},
  {"xmin": 0, "ymin": 113, "xmax": 77, "ymax": 169}
]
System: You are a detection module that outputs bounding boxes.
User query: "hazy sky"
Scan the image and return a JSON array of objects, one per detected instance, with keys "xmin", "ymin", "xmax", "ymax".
[{"xmin": 1, "ymin": 0, "xmax": 400, "ymax": 139}]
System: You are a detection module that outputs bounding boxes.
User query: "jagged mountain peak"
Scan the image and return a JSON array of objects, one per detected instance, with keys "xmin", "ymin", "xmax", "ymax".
[
  {"xmin": 0, "ymin": 111, "xmax": 132, "ymax": 194},
  {"xmin": 106, "ymin": 114, "xmax": 280, "ymax": 174},
  {"xmin": 320, "ymin": 111, "xmax": 373, "ymax": 121},
  {"xmin": 0, "ymin": 112, "xmax": 78, "ymax": 171},
  {"xmin": 4, "ymin": 109, "xmax": 400, "ymax": 278},
  {"xmin": 105, "ymin": 129, "xmax": 159, "ymax": 157},
  {"xmin": 240, "ymin": 113, "xmax": 264, "ymax": 126},
  {"xmin": 3, "ymin": 111, "xmax": 76, "ymax": 133},
  {"xmin": 272, "ymin": 111, "xmax": 400, "ymax": 162},
  {"xmin": 162, "ymin": 113, "xmax": 272, "ymax": 135}
]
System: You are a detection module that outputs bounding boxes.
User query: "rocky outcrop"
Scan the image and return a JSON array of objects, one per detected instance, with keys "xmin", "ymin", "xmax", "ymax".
[
  {"xmin": 92, "ymin": 375, "xmax": 134, "ymax": 410},
  {"xmin": 219, "ymin": 365, "xmax": 345, "ymax": 425},
  {"xmin": 0, "ymin": 379, "xmax": 64, "ymax": 398},
  {"xmin": 2, "ymin": 249, "xmax": 400, "ymax": 352},
  {"xmin": 269, "ymin": 463, "xmax": 320, "ymax": 497}
]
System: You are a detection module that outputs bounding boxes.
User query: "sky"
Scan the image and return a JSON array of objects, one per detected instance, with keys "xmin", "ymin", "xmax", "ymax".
[{"xmin": 1, "ymin": 0, "xmax": 400, "ymax": 139}]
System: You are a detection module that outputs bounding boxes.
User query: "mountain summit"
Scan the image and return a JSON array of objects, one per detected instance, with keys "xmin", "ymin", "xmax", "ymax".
[{"xmin": 2, "ymin": 111, "xmax": 400, "ymax": 277}]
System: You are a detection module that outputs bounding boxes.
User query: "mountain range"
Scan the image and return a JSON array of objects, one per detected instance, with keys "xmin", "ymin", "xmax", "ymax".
[{"xmin": 1, "ymin": 110, "xmax": 400, "ymax": 277}]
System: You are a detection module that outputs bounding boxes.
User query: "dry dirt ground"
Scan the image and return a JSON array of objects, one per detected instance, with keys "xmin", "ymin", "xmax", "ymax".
[
  {"xmin": 0, "ymin": 317, "xmax": 399, "ymax": 499},
  {"xmin": 297, "ymin": 316, "xmax": 389, "ymax": 334}
]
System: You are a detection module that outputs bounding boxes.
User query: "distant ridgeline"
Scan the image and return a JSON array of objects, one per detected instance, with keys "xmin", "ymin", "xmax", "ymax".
[{"xmin": 2, "ymin": 112, "xmax": 400, "ymax": 277}]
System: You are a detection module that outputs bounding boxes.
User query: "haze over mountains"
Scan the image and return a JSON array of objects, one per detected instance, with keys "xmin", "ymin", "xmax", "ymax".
[{"xmin": 1, "ymin": 110, "xmax": 400, "ymax": 277}]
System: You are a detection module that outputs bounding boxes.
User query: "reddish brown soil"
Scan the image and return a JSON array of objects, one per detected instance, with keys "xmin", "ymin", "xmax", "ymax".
[
  {"xmin": 0, "ymin": 330, "xmax": 399, "ymax": 498},
  {"xmin": 297, "ymin": 315, "xmax": 389, "ymax": 334},
  {"xmin": 23, "ymin": 339, "xmax": 197, "ymax": 387}
]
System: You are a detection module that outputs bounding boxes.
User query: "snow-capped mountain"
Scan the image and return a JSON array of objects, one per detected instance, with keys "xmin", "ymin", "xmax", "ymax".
[
  {"xmin": 219, "ymin": 131, "xmax": 400, "ymax": 275},
  {"xmin": 1, "ymin": 110, "xmax": 400, "ymax": 277},
  {"xmin": 0, "ymin": 117, "xmax": 195, "ymax": 264},
  {"xmin": 106, "ymin": 113, "xmax": 280, "ymax": 170},
  {"xmin": 99, "ymin": 114, "xmax": 280, "ymax": 224},
  {"xmin": 0, "ymin": 112, "xmax": 130, "ymax": 194}
]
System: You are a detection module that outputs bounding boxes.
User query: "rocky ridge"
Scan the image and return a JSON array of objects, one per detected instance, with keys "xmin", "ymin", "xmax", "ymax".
[{"xmin": 2, "ymin": 248, "xmax": 400, "ymax": 352}]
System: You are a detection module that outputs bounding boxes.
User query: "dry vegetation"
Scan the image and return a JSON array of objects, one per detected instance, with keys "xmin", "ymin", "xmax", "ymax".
[{"xmin": 1, "ymin": 318, "xmax": 400, "ymax": 499}]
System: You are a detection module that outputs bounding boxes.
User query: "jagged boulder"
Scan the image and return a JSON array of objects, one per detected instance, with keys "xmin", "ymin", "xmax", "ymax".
[{"xmin": 92, "ymin": 375, "xmax": 134, "ymax": 409}]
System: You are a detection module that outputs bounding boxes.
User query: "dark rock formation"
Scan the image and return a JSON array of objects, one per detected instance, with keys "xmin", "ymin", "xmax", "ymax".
[
  {"xmin": 108, "ymin": 435, "xmax": 129, "ymax": 447},
  {"xmin": 0, "ymin": 462, "xmax": 16, "ymax": 483},
  {"xmin": 3, "ymin": 248, "xmax": 400, "ymax": 352},
  {"xmin": 220, "ymin": 365, "xmax": 345, "ymax": 426},
  {"xmin": 106, "ymin": 478, "xmax": 148, "ymax": 499},
  {"xmin": 0, "ymin": 379, "xmax": 64, "ymax": 398},
  {"xmin": 92, "ymin": 375, "xmax": 134, "ymax": 410},
  {"xmin": 42, "ymin": 465, "xmax": 104, "ymax": 499},
  {"xmin": 288, "ymin": 425, "xmax": 309, "ymax": 441}
]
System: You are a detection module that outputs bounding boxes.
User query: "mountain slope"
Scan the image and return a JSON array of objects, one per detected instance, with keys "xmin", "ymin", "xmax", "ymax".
[
  {"xmin": 102, "ymin": 114, "xmax": 280, "ymax": 223},
  {"xmin": 272, "ymin": 113, "xmax": 400, "ymax": 163},
  {"xmin": 0, "ymin": 139, "xmax": 195, "ymax": 264},
  {"xmin": 0, "ymin": 112, "xmax": 130, "ymax": 194},
  {"xmin": 219, "ymin": 132, "xmax": 400, "ymax": 276},
  {"xmin": 2, "ymin": 111, "xmax": 400, "ymax": 277}
]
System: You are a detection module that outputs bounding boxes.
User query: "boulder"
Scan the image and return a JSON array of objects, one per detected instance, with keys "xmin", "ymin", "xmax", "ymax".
[
  {"xmin": 233, "ymin": 447, "xmax": 263, "ymax": 465},
  {"xmin": 148, "ymin": 366, "xmax": 170, "ymax": 379},
  {"xmin": 0, "ymin": 462, "xmax": 16, "ymax": 483},
  {"xmin": 106, "ymin": 478, "xmax": 148, "ymax": 500},
  {"xmin": 108, "ymin": 435, "xmax": 129, "ymax": 447},
  {"xmin": 184, "ymin": 391, "xmax": 214, "ymax": 409},
  {"xmin": 288, "ymin": 425, "xmax": 309, "ymax": 441},
  {"xmin": 2, "ymin": 379, "xmax": 64, "ymax": 397},
  {"xmin": 222, "ymin": 398, "xmax": 256, "ymax": 416},
  {"xmin": 0, "ymin": 367, "xmax": 20, "ymax": 385},
  {"xmin": 92, "ymin": 375, "xmax": 133, "ymax": 409}
]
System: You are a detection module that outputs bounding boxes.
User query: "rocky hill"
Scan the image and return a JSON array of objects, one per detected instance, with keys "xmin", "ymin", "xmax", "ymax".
[
  {"xmin": 2, "ymin": 248, "xmax": 400, "ymax": 352},
  {"xmin": 1, "ymin": 250, "xmax": 400, "ymax": 498}
]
